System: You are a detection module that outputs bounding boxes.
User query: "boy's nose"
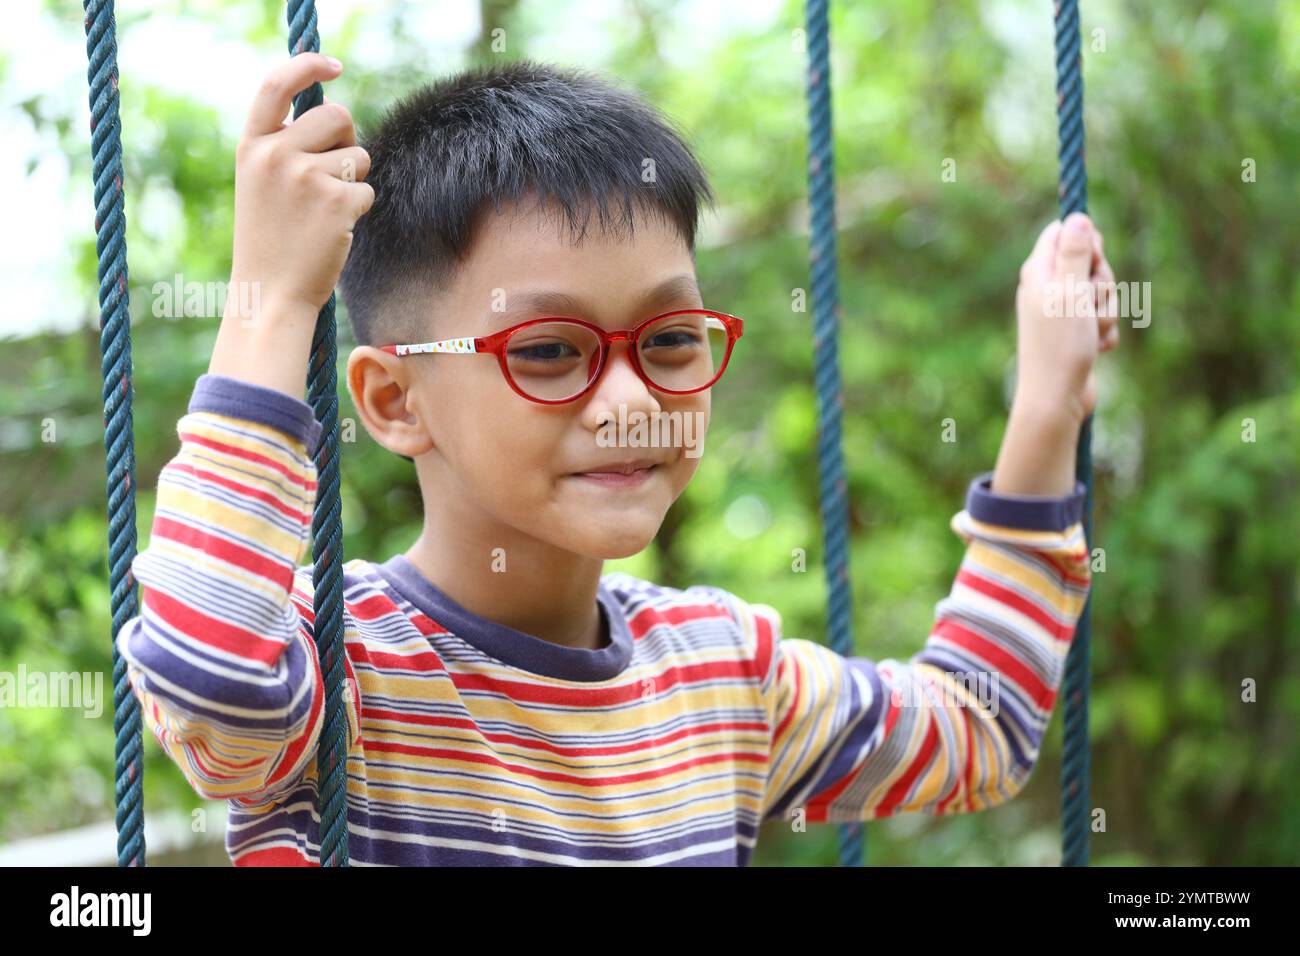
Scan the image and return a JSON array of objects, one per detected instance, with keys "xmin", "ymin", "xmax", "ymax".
[{"xmin": 583, "ymin": 341, "xmax": 661, "ymax": 429}]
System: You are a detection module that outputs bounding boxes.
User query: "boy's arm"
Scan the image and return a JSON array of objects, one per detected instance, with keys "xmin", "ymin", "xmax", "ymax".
[
  {"xmin": 751, "ymin": 214, "xmax": 1116, "ymax": 823},
  {"xmin": 116, "ymin": 375, "xmax": 357, "ymax": 805},
  {"xmin": 116, "ymin": 53, "xmax": 373, "ymax": 806},
  {"xmin": 749, "ymin": 469, "xmax": 1090, "ymax": 823}
]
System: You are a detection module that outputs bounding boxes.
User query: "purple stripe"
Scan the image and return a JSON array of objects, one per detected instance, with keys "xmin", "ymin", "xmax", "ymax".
[
  {"xmin": 119, "ymin": 617, "xmax": 316, "ymax": 733},
  {"xmin": 965, "ymin": 469, "xmax": 1087, "ymax": 531},
  {"xmin": 352, "ymin": 810, "xmax": 742, "ymax": 865},
  {"xmin": 227, "ymin": 799, "xmax": 748, "ymax": 865},
  {"xmin": 189, "ymin": 373, "xmax": 322, "ymax": 456}
]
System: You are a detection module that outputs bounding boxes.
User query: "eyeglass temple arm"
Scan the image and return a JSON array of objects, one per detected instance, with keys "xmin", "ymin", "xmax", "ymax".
[
  {"xmin": 707, "ymin": 314, "xmax": 743, "ymax": 338},
  {"xmin": 381, "ymin": 338, "xmax": 480, "ymax": 356}
]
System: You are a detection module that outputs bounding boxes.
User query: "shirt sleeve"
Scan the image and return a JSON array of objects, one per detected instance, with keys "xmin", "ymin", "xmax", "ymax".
[
  {"xmin": 744, "ymin": 471, "xmax": 1092, "ymax": 824},
  {"xmin": 115, "ymin": 374, "xmax": 358, "ymax": 806}
]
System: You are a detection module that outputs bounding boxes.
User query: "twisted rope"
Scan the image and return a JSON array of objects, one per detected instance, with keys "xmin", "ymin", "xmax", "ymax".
[
  {"xmin": 1054, "ymin": 0, "xmax": 1093, "ymax": 868},
  {"xmin": 286, "ymin": 0, "xmax": 349, "ymax": 867},
  {"xmin": 804, "ymin": 0, "xmax": 863, "ymax": 868},
  {"xmin": 83, "ymin": 0, "xmax": 145, "ymax": 869}
]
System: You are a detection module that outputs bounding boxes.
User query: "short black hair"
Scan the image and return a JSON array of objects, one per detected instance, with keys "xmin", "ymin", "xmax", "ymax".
[{"xmin": 339, "ymin": 58, "xmax": 716, "ymax": 352}]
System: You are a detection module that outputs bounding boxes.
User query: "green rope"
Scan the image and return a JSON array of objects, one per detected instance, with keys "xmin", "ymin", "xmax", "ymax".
[
  {"xmin": 285, "ymin": 0, "xmax": 350, "ymax": 867},
  {"xmin": 1053, "ymin": 0, "xmax": 1094, "ymax": 868},
  {"xmin": 803, "ymin": 0, "xmax": 863, "ymax": 867},
  {"xmin": 83, "ymin": 0, "xmax": 146, "ymax": 868}
]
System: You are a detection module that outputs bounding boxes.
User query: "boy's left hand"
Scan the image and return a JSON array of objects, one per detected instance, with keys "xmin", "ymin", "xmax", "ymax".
[{"xmin": 1013, "ymin": 211, "xmax": 1119, "ymax": 427}]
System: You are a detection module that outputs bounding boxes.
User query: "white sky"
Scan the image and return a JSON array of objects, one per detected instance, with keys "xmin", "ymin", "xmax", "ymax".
[{"xmin": 0, "ymin": 0, "xmax": 785, "ymax": 339}]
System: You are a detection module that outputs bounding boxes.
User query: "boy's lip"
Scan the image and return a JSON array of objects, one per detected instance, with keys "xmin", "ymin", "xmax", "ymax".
[{"xmin": 569, "ymin": 458, "xmax": 662, "ymax": 476}]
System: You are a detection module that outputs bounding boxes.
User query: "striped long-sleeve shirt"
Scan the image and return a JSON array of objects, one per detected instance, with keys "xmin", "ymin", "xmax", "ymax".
[{"xmin": 117, "ymin": 373, "xmax": 1092, "ymax": 866}]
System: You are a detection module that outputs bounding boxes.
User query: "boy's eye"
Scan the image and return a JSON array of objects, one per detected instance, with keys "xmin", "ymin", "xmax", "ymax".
[
  {"xmin": 509, "ymin": 341, "xmax": 579, "ymax": 362},
  {"xmin": 644, "ymin": 329, "xmax": 701, "ymax": 350}
]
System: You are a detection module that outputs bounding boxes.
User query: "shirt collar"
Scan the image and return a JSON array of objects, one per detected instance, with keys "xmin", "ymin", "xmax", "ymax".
[{"xmin": 375, "ymin": 554, "xmax": 634, "ymax": 682}]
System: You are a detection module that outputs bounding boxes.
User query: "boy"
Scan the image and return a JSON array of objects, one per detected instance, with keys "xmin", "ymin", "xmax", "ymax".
[{"xmin": 119, "ymin": 53, "xmax": 1118, "ymax": 866}]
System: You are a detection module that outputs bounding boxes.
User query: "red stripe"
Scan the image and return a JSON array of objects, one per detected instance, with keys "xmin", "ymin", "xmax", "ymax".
[
  {"xmin": 180, "ymin": 427, "xmax": 316, "ymax": 491},
  {"xmin": 871, "ymin": 714, "xmax": 941, "ymax": 816},
  {"xmin": 880, "ymin": 673, "xmax": 901, "ymax": 739},
  {"xmin": 362, "ymin": 705, "xmax": 768, "ymax": 759},
  {"xmin": 935, "ymin": 705, "xmax": 975, "ymax": 814},
  {"xmin": 350, "ymin": 593, "xmax": 405, "ymax": 622},
  {"xmin": 448, "ymin": 660, "xmax": 757, "ymax": 707},
  {"xmin": 264, "ymin": 634, "xmax": 324, "ymax": 789},
  {"xmin": 175, "ymin": 740, "xmax": 254, "ymax": 786},
  {"xmin": 956, "ymin": 566, "xmax": 1072, "ymax": 641},
  {"xmin": 155, "ymin": 514, "xmax": 296, "ymax": 594},
  {"xmin": 234, "ymin": 846, "xmax": 315, "ymax": 867},
  {"xmin": 140, "ymin": 585, "xmax": 287, "ymax": 666},
  {"xmin": 625, "ymin": 601, "xmax": 732, "ymax": 639},
  {"xmin": 933, "ymin": 619, "xmax": 1056, "ymax": 710},
  {"xmin": 803, "ymin": 755, "xmax": 860, "ymax": 820},
  {"xmin": 1035, "ymin": 549, "xmax": 1091, "ymax": 587},
  {"xmin": 345, "ymin": 646, "xmax": 446, "ymax": 673},
  {"xmin": 342, "ymin": 657, "xmax": 759, "ymax": 708},
  {"xmin": 170, "ymin": 460, "xmax": 309, "ymax": 525},
  {"xmin": 771, "ymin": 644, "xmax": 801, "ymax": 745},
  {"xmin": 362, "ymin": 738, "xmax": 766, "ymax": 787},
  {"xmin": 289, "ymin": 587, "xmax": 316, "ymax": 625},
  {"xmin": 752, "ymin": 606, "xmax": 776, "ymax": 681},
  {"xmin": 189, "ymin": 736, "xmax": 268, "ymax": 774}
]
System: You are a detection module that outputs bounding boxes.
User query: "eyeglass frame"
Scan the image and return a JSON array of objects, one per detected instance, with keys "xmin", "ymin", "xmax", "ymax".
[{"xmin": 377, "ymin": 308, "xmax": 745, "ymax": 406}]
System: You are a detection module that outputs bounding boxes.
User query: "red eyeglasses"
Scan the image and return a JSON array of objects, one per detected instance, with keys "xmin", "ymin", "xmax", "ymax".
[{"xmin": 378, "ymin": 309, "xmax": 744, "ymax": 405}]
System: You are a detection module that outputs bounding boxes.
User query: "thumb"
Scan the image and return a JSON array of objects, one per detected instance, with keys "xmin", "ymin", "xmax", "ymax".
[{"xmin": 1054, "ymin": 212, "xmax": 1095, "ymax": 285}]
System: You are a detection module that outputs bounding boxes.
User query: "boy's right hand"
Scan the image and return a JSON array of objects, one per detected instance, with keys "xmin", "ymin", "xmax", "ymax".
[
  {"xmin": 231, "ymin": 52, "xmax": 373, "ymax": 323},
  {"xmin": 211, "ymin": 53, "xmax": 374, "ymax": 396}
]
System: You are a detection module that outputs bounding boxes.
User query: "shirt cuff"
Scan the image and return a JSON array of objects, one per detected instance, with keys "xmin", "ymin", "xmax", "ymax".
[
  {"xmin": 188, "ymin": 374, "xmax": 322, "ymax": 457},
  {"xmin": 964, "ymin": 470, "xmax": 1087, "ymax": 532}
]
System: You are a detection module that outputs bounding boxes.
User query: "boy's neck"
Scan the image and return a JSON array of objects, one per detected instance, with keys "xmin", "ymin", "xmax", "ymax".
[{"xmin": 402, "ymin": 531, "xmax": 608, "ymax": 652}]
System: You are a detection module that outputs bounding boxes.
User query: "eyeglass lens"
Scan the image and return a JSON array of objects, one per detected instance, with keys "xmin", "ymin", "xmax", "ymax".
[{"xmin": 503, "ymin": 312, "xmax": 729, "ymax": 401}]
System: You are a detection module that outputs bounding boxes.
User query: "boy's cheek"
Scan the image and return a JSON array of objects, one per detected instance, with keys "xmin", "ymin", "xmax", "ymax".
[{"xmin": 669, "ymin": 453, "xmax": 702, "ymax": 499}]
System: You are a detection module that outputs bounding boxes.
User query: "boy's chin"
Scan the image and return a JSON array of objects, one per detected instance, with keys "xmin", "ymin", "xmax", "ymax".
[{"xmin": 564, "ymin": 518, "xmax": 662, "ymax": 561}]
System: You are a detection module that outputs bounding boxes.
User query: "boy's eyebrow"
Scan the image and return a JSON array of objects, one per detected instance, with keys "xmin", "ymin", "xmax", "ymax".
[{"xmin": 489, "ymin": 274, "xmax": 703, "ymax": 325}]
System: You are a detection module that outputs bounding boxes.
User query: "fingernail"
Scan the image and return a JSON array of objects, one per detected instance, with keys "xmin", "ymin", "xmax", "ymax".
[
  {"xmin": 325, "ymin": 56, "xmax": 342, "ymax": 70},
  {"xmin": 1068, "ymin": 214, "xmax": 1089, "ymax": 234}
]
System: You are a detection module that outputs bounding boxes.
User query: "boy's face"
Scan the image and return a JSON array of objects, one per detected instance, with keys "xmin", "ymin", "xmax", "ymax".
[{"xmin": 352, "ymin": 197, "xmax": 710, "ymax": 561}]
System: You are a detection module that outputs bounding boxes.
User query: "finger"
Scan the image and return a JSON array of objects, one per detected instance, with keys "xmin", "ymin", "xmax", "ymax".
[
  {"xmin": 308, "ymin": 145, "xmax": 371, "ymax": 182},
  {"xmin": 1028, "ymin": 219, "xmax": 1063, "ymax": 280},
  {"xmin": 244, "ymin": 52, "xmax": 342, "ymax": 138},
  {"xmin": 1096, "ymin": 268, "xmax": 1119, "ymax": 340},
  {"xmin": 347, "ymin": 181, "xmax": 376, "ymax": 220},
  {"xmin": 1031, "ymin": 218, "xmax": 1061, "ymax": 258},
  {"xmin": 1095, "ymin": 259, "xmax": 1117, "ymax": 321},
  {"xmin": 1090, "ymin": 227, "xmax": 1105, "ymax": 276},
  {"xmin": 279, "ymin": 102, "xmax": 357, "ymax": 153},
  {"xmin": 1054, "ymin": 211, "xmax": 1095, "ymax": 286}
]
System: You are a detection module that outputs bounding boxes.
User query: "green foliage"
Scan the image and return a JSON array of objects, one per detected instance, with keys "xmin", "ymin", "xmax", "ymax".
[{"xmin": 1, "ymin": 0, "xmax": 1296, "ymax": 865}]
